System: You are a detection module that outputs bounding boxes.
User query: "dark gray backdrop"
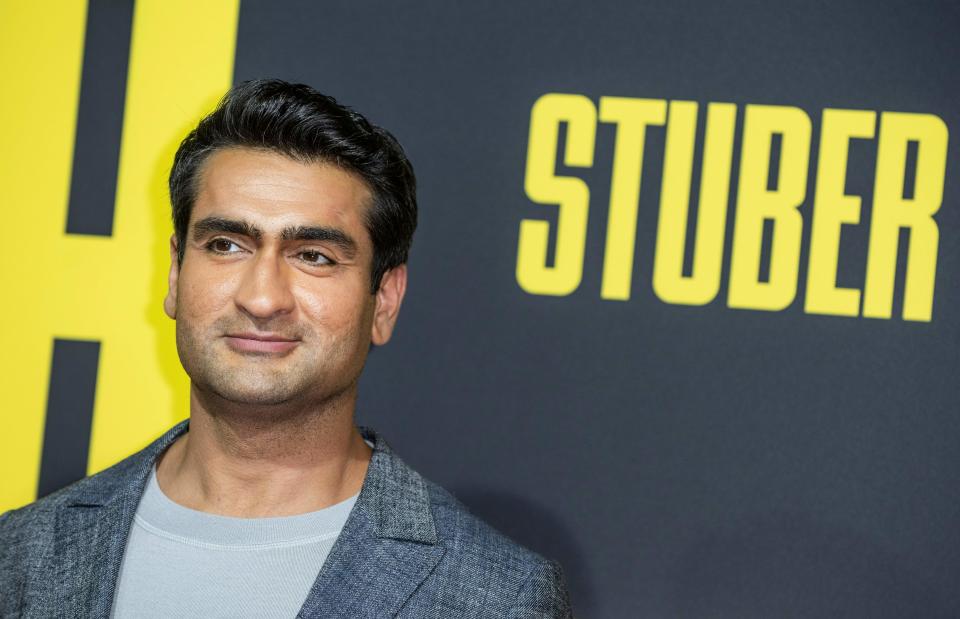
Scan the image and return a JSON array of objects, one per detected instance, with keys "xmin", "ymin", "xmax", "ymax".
[{"xmin": 233, "ymin": 1, "xmax": 959, "ymax": 616}]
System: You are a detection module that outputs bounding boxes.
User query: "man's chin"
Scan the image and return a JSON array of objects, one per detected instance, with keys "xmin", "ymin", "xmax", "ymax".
[{"xmin": 196, "ymin": 377, "xmax": 303, "ymax": 408}]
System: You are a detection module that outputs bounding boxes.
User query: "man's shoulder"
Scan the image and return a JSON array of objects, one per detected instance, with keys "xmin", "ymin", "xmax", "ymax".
[
  {"xmin": 421, "ymin": 477, "xmax": 546, "ymax": 570},
  {"xmin": 361, "ymin": 426, "xmax": 563, "ymax": 583},
  {"xmin": 0, "ymin": 421, "xmax": 183, "ymax": 546},
  {"xmin": 1, "ymin": 445, "xmax": 145, "ymax": 537},
  {"xmin": 392, "ymin": 468, "xmax": 573, "ymax": 617},
  {"xmin": 0, "ymin": 445, "xmax": 148, "ymax": 616}
]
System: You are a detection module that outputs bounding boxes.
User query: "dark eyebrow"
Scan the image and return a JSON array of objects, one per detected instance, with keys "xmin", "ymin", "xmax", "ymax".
[
  {"xmin": 281, "ymin": 225, "xmax": 358, "ymax": 259},
  {"xmin": 191, "ymin": 216, "xmax": 262, "ymax": 241}
]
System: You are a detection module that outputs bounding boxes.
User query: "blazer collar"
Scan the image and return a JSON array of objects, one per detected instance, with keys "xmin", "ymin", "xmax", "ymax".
[
  {"xmin": 355, "ymin": 426, "xmax": 438, "ymax": 544},
  {"xmin": 39, "ymin": 420, "xmax": 443, "ymax": 618},
  {"xmin": 38, "ymin": 420, "xmax": 189, "ymax": 618},
  {"xmin": 295, "ymin": 426, "xmax": 445, "ymax": 617}
]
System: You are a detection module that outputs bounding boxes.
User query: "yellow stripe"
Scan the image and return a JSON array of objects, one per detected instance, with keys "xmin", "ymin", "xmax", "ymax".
[
  {"xmin": 0, "ymin": 0, "xmax": 240, "ymax": 512},
  {"xmin": 0, "ymin": 0, "xmax": 88, "ymax": 511}
]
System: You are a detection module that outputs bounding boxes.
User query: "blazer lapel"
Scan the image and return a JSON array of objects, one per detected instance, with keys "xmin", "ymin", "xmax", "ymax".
[
  {"xmin": 297, "ymin": 428, "xmax": 446, "ymax": 618},
  {"xmin": 27, "ymin": 421, "xmax": 190, "ymax": 619},
  {"xmin": 45, "ymin": 490, "xmax": 138, "ymax": 618}
]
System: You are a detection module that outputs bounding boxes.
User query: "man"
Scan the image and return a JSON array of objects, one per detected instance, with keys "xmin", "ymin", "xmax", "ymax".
[{"xmin": 0, "ymin": 79, "xmax": 572, "ymax": 618}]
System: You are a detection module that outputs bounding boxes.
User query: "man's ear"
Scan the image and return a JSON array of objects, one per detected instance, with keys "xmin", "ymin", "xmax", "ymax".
[
  {"xmin": 371, "ymin": 264, "xmax": 408, "ymax": 346},
  {"xmin": 163, "ymin": 234, "xmax": 180, "ymax": 320}
]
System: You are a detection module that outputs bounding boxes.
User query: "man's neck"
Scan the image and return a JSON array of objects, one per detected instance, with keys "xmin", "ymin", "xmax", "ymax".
[{"xmin": 154, "ymin": 385, "xmax": 372, "ymax": 518}]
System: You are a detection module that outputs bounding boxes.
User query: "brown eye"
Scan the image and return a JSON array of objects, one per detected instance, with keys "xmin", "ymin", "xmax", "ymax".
[
  {"xmin": 300, "ymin": 250, "xmax": 333, "ymax": 265},
  {"xmin": 206, "ymin": 238, "xmax": 240, "ymax": 253}
]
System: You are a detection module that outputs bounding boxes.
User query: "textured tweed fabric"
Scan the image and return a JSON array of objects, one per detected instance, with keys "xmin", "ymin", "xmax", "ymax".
[{"xmin": 0, "ymin": 421, "xmax": 573, "ymax": 618}]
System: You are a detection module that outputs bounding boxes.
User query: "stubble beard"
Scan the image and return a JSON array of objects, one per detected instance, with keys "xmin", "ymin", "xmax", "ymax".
[{"xmin": 175, "ymin": 318, "xmax": 347, "ymax": 409}]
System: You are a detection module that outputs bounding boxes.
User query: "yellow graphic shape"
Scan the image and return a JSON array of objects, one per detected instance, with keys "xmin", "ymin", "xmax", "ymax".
[
  {"xmin": 805, "ymin": 109, "xmax": 876, "ymax": 317},
  {"xmin": 598, "ymin": 97, "xmax": 667, "ymax": 301},
  {"xmin": 0, "ymin": 0, "xmax": 239, "ymax": 512},
  {"xmin": 728, "ymin": 105, "xmax": 812, "ymax": 311},
  {"xmin": 863, "ymin": 112, "xmax": 948, "ymax": 322},
  {"xmin": 517, "ymin": 93, "xmax": 597, "ymax": 296},
  {"xmin": 653, "ymin": 101, "xmax": 736, "ymax": 305}
]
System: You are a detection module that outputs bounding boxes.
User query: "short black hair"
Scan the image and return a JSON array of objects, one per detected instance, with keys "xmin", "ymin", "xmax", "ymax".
[{"xmin": 169, "ymin": 79, "xmax": 417, "ymax": 293}]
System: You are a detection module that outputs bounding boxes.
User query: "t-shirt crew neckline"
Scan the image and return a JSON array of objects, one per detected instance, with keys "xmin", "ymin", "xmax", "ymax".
[{"xmin": 137, "ymin": 461, "xmax": 360, "ymax": 549}]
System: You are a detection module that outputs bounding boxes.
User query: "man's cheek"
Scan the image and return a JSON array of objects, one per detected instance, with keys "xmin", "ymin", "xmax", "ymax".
[
  {"xmin": 297, "ymin": 290, "xmax": 331, "ymax": 323},
  {"xmin": 183, "ymin": 282, "xmax": 232, "ymax": 317}
]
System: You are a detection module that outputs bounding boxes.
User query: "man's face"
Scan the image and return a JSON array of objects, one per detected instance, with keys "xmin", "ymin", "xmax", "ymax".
[{"xmin": 163, "ymin": 147, "xmax": 406, "ymax": 408}]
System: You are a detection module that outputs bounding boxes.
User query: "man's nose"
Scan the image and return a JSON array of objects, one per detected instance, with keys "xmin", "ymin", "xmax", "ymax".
[{"xmin": 234, "ymin": 250, "xmax": 296, "ymax": 321}]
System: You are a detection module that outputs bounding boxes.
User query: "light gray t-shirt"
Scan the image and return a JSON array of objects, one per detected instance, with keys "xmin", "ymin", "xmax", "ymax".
[{"xmin": 110, "ymin": 463, "xmax": 358, "ymax": 618}]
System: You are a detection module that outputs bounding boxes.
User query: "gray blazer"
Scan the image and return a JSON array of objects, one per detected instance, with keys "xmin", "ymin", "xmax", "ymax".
[{"xmin": 1, "ymin": 420, "xmax": 572, "ymax": 618}]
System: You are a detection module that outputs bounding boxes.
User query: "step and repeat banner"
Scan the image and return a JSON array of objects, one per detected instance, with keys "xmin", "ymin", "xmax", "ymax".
[{"xmin": 2, "ymin": 1, "xmax": 957, "ymax": 616}]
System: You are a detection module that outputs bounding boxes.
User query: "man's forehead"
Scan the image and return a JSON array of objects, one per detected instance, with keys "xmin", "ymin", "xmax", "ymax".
[{"xmin": 193, "ymin": 147, "xmax": 373, "ymax": 234}]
